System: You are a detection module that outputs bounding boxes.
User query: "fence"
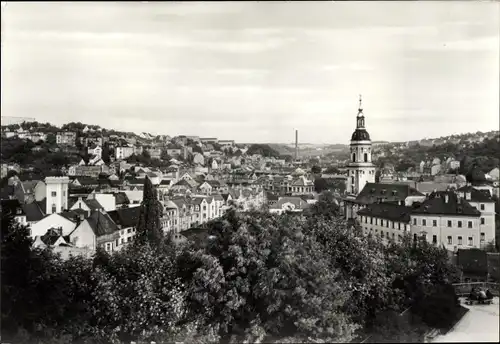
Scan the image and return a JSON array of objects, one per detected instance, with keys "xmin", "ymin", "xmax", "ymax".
[{"xmin": 452, "ymin": 282, "xmax": 500, "ymax": 297}]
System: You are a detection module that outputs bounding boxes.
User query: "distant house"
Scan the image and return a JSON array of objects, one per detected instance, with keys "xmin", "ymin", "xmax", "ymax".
[
  {"xmin": 56, "ymin": 131, "xmax": 77, "ymax": 146},
  {"xmin": 108, "ymin": 207, "xmax": 141, "ymax": 248},
  {"xmin": 115, "ymin": 146, "xmax": 135, "ymax": 160}
]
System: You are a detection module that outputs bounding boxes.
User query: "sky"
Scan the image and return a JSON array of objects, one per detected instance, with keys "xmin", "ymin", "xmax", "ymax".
[{"xmin": 1, "ymin": 1, "xmax": 499, "ymax": 144}]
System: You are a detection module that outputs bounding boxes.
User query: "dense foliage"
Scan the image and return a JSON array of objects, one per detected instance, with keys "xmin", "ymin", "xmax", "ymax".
[
  {"xmin": 377, "ymin": 137, "xmax": 500, "ymax": 174},
  {"xmin": 1, "ymin": 193, "xmax": 463, "ymax": 343},
  {"xmin": 246, "ymin": 144, "xmax": 281, "ymax": 158}
]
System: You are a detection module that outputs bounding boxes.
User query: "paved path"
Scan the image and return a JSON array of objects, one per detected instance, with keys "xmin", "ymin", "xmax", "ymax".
[{"xmin": 432, "ymin": 297, "xmax": 499, "ymax": 343}]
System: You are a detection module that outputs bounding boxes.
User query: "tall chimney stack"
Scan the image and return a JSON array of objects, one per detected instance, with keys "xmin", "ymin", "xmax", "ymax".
[{"xmin": 295, "ymin": 130, "xmax": 298, "ymax": 161}]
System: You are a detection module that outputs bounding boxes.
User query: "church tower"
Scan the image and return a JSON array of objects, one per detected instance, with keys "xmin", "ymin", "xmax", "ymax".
[{"xmin": 346, "ymin": 95, "xmax": 376, "ymax": 196}]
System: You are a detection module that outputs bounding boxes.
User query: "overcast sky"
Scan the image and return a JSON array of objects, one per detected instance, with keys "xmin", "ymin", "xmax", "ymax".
[{"xmin": 1, "ymin": 2, "xmax": 499, "ymax": 144}]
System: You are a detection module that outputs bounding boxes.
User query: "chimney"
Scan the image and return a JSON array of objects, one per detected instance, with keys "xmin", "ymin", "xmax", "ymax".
[
  {"xmin": 295, "ymin": 130, "xmax": 298, "ymax": 161},
  {"xmin": 444, "ymin": 194, "xmax": 449, "ymax": 203},
  {"xmin": 466, "ymin": 192, "xmax": 471, "ymax": 201}
]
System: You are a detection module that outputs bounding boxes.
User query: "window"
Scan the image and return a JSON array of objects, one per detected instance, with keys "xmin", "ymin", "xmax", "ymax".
[
  {"xmin": 422, "ymin": 219, "xmax": 427, "ymax": 226},
  {"xmin": 447, "ymin": 236, "xmax": 452, "ymax": 245},
  {"xmin": 468, "ymin": 221, "xmax": 473, "ymax": 228},
  {"xmin": 127, "ymin": 228, "xmax": 131, "ymax": 234},
  {"xmin": 375, "ymin": 219, "xmax": 378, "ymax": 225},
  {"xmin": 480, "ymin": 204, "xmax": 485, "ymax": 210},
  {"xmin": 458, "ymin": 221, "xmax": 462, "ymax": 228},
  {"xmin": 352, "ymin": 153, "xmax": 356, "ymax": 162},
  {"xmin": 432, "ymin": 235, "xmax": 437, "ymax": 244},
  {"xmin": 120, "ymin": 238, "xmax": 124, "ymax": 244},
  {"xmin": 468, "ymin": 237, "xmax": 473, "ymax": 246},
  {"xmin": 447, "ymin": 220, "xmax": 452, "ymax": 227},
  {"xmin": 51, "ymin": 191, "xmax": 57, "ymax": 197},
  {"xmin": 413, "ymin": 218, "xmax": 417, "ymax": 225},
  {"xmin": 203, "ymin": 206, "xmax": 207, "ymax": 211},
  {"xmin": 398, "ymin": 223, "xmax": 401, "ymax": 230},
  {"xmin": 433, "ymin": 220, "xmax": 437, "ymax": 227},
  {"xmin": 481, "ymin": 233, "xmax": 485, "ymax": 242},
  {"xmin": 392, "ymin": 222, "xmax": 395, "ymax": 229},
  {"xmin": 364, "ymin": 153, "xmax": 368, "ymax": 162},
  {"xmin": 370, "ymin": 217, "xmax": 373, "ymax": 224},
  {"xmin": 392, "ymin": 233, "xmax": 395, "ymax": 240},
  {"xmin": 413, "ymin": 234, "xmax": 417, "ymax": 242},
  {"xmin": 458, "ymin": 236, "xmax": 463, "ymax": 245},
  {"xmin": 51, "ymin": 204, "xmax": 56, "ymax": 213},
  {"xmin": 481, "ymin": 218, "xmax": 485, "ymax": 225},
  {"xmin": 127, "ymin": 237, "xmax": 131, "ymax": 243}
]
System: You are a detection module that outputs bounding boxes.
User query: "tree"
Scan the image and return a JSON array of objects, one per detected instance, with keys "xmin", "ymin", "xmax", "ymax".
[
  {"xmin": 135, "ymin": 176, "xmax": 163, "ymax": 246},
  {"xmin": 324, "ymin": 166, "xmax": 340, "ymax": 174},
  {"xmin": 311, "ymin": 165, "xmax": 322, "ymax": 174},
  {"xmin": 46, "ymin": 134, "xmax": 57, "ymax": 146},
  {"xmin": 177, "ymin": 210, "xmax": 359, "ymax": 343},
  {"xmin": 101, "ymin": 142, "xmax": 111, "ymax": 164},
  {"xmin": 192, "ymin": 145, "xmax": 203, "ymax": 154}
]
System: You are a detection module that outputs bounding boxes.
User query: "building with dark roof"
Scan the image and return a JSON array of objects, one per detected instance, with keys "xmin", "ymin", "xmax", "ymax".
[
  {"xmin": 357, "ymin": 203, "xmax": 412, "ymax": 241},
  {"xmin": 69, "ymin": 210, "xmax": 119, "ymax": 254},
  {"xmin": 357, "ymin": 190, "xmax": 495, "ymax": 252}
]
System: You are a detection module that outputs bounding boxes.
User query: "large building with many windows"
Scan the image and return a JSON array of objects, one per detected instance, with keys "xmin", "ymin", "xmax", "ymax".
[{"xmin": 357, "ymin": 189, "xmax": 495, "ymax": 251}]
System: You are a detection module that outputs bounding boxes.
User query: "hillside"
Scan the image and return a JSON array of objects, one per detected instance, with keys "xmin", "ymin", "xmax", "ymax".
[{"xmin": 268, "ymin": 143, "xmax": 348, "ymax": 158}]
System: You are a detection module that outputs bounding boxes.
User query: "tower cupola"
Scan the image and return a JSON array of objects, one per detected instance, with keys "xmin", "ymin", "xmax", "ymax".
[{"xmin": 351, "ymin": 95, "xmax": 371, "ymax": 142}]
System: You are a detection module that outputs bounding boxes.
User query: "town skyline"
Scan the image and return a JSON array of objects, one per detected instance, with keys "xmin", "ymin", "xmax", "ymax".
[{"xmin": 1, "ymin": 1, "xmax": 499, "ymax": 143}]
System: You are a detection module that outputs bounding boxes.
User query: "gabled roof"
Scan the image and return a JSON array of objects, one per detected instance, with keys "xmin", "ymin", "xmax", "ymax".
[
  {"xmin": 126, "ymin": 178, "xmax": 146, "ymax": 185},
  {"xmin": 206, "ymin": 180, "xmax": 221, "ymax": 187},
  {"xmin": 357, "ymin": 203, "xmax": 412, "ymax": 223},
  {"xmin": 21, "ymin": 181, "xmax": 39, "ymax": 194},
  {"xmin": 83, "ymin": 199, "xmax": 103, "ymax": 210},
  {"xmin": 356, "ymin": 183, "xmax": 424, "ymax": 205},
  {"xmin": 212, "ymin": 194, "xmax": 224, "ymax": 201},
  {"xmin": 266, "ymin": 192, "xmax": 279, "ymax": 201},
  {"xmin": 416, "ymin": 182, "xmax": 451, "ymax": 194},
  {"xmin": 191, "ymin": 197, "xmax": 206, "ymax": 205},
  {"xmin": 85, "ymin": 211, "xmax": 119, "ymax": 236},
  {"xmin": 107, "ymin": 207, "xmax": 141, "ymax": 229},
  {"xmin": 73, "ymin": 177, "xmax": 100, "ymax": 186},
  {"xmin": 113, "ymin": 192, "xmax": 130, "ymax": 205},
  {"xmin": 456, "ymin": 186, "xmax": 494, "ymax": 203},
  {"xmin": 412, "ymin": 191, "xmax": 481, "ymax": 217},
  {"xmin": 23, "ymin": 201, "xmax": 45, "ymax": 222}
]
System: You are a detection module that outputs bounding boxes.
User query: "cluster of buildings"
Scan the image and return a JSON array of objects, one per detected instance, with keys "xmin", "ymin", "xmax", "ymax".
[
  {"xmin": 1, "ymin": 125, "xmax": 319, "ymax": 257},
  {"xmin": 342, "ymin": 99, "xmax": 498, "ymax": 252}
]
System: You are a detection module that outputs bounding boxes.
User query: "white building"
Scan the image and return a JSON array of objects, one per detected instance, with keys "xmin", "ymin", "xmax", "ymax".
[
  {"xmin": 115, "ymin": 146, "xmax": 135, "ymax": 160},
  {"xmin": 345, "ymin": 97, "xmax": 376, "ymax": 196},
  {"xmin": 45, "ymin": 176, "xmax": 70, "ymax": 215},
  {"xmin": 357, "ymin": 190, "xmax": 494, "ymax": 252}
]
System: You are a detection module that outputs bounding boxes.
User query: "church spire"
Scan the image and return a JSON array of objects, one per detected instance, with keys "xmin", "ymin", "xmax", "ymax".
[{"xmin": 356, "ymin": 94, "xmax": 365, "ymax": 129}]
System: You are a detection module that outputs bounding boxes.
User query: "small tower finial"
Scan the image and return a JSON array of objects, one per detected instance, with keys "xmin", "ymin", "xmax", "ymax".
[{"xmin": 358, "ymin": 94, "xmax": 363, "ymax": 112}]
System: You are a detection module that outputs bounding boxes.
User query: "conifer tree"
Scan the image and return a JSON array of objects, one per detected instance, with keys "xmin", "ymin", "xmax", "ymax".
[{"xmin": 135, "ymin": 176, "xmax": 163, "ymax": 246}]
